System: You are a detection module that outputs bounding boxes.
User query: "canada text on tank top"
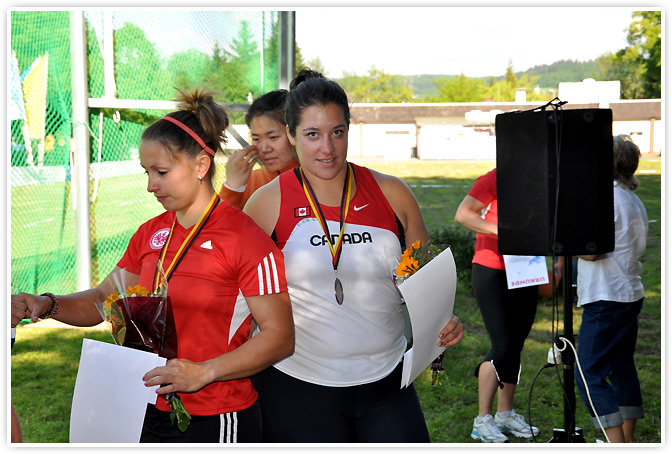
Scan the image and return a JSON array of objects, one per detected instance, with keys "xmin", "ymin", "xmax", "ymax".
[{"xmin": 273, "ymin": 163, "xmax": 408, "ymax": 386}]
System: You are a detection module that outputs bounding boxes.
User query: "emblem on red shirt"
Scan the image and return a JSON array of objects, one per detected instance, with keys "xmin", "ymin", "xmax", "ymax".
[
  {"xmin": 294, "ymin": 206, "xmax": 311, "ymax": 218},
  {"xmin": 149, "ymin": 228, "xmax": 170, "ymax": 250}
]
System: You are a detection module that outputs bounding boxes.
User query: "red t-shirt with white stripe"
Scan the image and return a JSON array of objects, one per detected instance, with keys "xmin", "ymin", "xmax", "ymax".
[
  {"xmin": 117, "ymin": 199, "xmax": 287, "ymax": 415},
  {"xmin": 468, "ymin": 169, "xmax": 505, "ymax": 270}
]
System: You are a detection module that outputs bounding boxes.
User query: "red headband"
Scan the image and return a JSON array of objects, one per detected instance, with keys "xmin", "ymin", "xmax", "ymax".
[{"xmin": 160, "ymin": 116, "xmax": 215, "ymax": 157}]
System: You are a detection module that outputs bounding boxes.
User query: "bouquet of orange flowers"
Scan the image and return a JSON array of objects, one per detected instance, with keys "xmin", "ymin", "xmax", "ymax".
[
  {"xmin": 395, "ymin": 240, "xmax": 446, "ymax": 385},
  {"xmin": 97, "ymin": 284, "xmax": 177, "ymax": 359},
  {"xmin": 95, "ymin": 267, "xmax": 190, "ymax": 431},
  {"xmin": 395, "ymin": 240, "xmax": 441, "ymax": 285}
]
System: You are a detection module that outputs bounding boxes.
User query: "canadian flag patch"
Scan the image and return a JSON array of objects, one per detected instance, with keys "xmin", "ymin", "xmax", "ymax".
[{"xmin": 294, "ymin": 206, "xmax": 311, "ymax": 218}]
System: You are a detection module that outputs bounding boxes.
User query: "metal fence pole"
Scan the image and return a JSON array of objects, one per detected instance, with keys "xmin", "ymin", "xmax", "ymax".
[
  {"xmin": 70, "ymin": 10, "xmax": 92, "ymax": 290},
  {"xmin": 103, "ymin": 11, "xmax": 117, "ymax": 98},
  {"xmin": 278, "ymin": 11, "xmax": 295, "ymax": 90}
]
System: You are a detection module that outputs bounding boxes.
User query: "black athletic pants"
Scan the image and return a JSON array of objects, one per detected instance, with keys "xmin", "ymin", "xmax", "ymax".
[
  {"xmin": 253, "ymin": 361, "xmax": 430, "ymax": 443},
  {"xmin": 471, "ymin": 263, "xmax": 538, "ymax": 384},
  {"xmin": 139, "ymin": 400, "xmax": 262, "ymax": 443}
]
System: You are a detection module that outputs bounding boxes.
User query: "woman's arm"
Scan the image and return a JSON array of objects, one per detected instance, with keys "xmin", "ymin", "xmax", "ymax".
[
  {"xmin": 243, "ymin": 178, "xmax": 281, "ymax": 235},
  {"xmin": 454, "ymin": 194, "xmax": 497, "ymax": 236},
  {"xmin": 372, "ymin": 170, "xmax": 429, "ymax": 246},
  {"xmin": 143, "ymin": 291, "xmax": 294, "ymax": 394},
  {"xmin": 11, "ymin": 266, "xmax": 132, "ymax": 326}
]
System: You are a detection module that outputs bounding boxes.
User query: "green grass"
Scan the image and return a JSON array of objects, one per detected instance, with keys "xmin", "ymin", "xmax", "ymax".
[{"xmin": 10, "ymin": 156, "xmax": 661, "ymax": 443}]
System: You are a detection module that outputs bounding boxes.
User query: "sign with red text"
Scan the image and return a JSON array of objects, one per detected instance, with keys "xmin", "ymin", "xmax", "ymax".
[{"xmin": 503, "ymin": 255, "xmax": 549, "ymax": 289}]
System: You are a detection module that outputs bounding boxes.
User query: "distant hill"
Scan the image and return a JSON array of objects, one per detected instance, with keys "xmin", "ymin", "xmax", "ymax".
[
  {"xmin": 401, "ymin": 74, "xmax": 445, "ymax": 99},
  {"xmin": 518, "ymin": 59, "xmax": 602, "ymax": 89},
  {"xmin": 405, "ymin": 59, "xmax": 602, "ymax": 99}
]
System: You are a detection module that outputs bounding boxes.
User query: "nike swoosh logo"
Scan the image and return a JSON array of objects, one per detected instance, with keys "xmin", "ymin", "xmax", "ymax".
[{"xmin": 353, "ymin": 204, "xmax": 370, "ymax": 211}]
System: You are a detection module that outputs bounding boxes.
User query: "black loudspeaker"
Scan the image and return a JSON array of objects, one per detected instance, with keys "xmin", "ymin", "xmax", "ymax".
[{"xmin": 496, "ymin": 108, "xmax": 615, "ymax": 256}]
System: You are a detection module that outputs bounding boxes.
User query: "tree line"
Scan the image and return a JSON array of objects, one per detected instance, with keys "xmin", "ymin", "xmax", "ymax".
[{"xmin": 334, "ymin": 11, "xmax": 661, "ymax": 103}]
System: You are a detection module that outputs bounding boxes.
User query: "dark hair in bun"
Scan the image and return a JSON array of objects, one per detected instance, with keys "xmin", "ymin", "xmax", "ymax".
[
  {"xmin": 245, "ymin": 89, "xmax": 288, "ymax": 127},
  {"xmin": 142, "ymin": 87, "xmax": 229, "ymax": 180},
  {"xmin": 285, "ymin": 68, "xmax": 350, "ymax": 136}
]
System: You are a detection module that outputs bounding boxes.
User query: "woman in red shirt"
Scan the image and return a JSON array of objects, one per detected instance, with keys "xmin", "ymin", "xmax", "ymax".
[
  {"xmin": 12, "ymin": 87, "xmax": 294, "ymax": 443},
  {"xmin": 456, "ymin": 169, "xmax": 540, "ymax": 443}
]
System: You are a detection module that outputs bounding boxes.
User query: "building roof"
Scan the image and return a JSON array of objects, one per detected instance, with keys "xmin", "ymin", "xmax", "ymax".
[{"xmin": 349, "ymin": 100, "xmax": 661, "ymax": 124}]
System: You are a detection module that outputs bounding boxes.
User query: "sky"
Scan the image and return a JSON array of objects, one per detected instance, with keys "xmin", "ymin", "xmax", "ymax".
[
  {"xmin": 33, "ymin": 3, "xmax": 659, "ymax": 82},
  {"xmin": 295, "ymin": 6, "xmax": 640, "ymax": 78},
  {"xmin": 110, "ymin": 3, "xmax": 654, "ymax": 80}
]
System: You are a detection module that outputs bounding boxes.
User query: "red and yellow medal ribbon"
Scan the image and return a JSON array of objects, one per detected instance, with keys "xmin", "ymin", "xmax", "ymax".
[
  {"xmin": 300, "ymin": 163, "xmax": 353, "ymax": 268},
  {"xmin": 153, "ymin": 192, "xmax": 219, "ymax": 291}
]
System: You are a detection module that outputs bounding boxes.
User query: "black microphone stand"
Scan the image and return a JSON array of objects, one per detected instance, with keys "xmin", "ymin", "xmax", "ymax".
[{"xmin": 549, "ymin": 256, "xmax": 586, "ymax": 442}]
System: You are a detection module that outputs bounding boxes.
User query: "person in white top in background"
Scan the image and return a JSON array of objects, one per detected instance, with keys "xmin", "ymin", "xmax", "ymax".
[{"xmin": 575, "ymin": 134, "xmax": 648, "ymax": 443}]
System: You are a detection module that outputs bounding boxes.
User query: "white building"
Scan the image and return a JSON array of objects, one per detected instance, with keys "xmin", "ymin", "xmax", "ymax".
[
  {"xmin": 345, "ymin": 99, "xmax": 661, "ymax": 160},
  {"xmin": 558, "ymin": 79, "xmax": 621, "ymax": 108}
]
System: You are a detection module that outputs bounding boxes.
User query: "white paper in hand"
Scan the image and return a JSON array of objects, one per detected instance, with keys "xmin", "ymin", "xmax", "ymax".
[
  {"xmin": 398, "ymin": 248, "xmax": 457, "ymax": 388},
  {"xmin": 69, "ymin": 338, "xmax": 166, "ymax": 443}
]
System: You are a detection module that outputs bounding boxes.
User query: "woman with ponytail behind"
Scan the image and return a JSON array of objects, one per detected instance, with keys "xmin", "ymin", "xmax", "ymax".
[
  {"xmin": 11, "ymin": 88, "xmax": 294, "ymax": 443},
  {"xmin": 574, "ymin": 134, "xmax": 648, "ymax": 443},
  {"xmin": 244, "ymin": 69, "xmax": 464, "ymax": 443}
]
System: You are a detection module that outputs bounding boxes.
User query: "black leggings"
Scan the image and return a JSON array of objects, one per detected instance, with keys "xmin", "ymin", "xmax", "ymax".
[
  {"xmin": 471, "ymin": 263, "xmax": 538, "ymax": 384},
  {"xmin": 252, "ymin": 362, "xmax": 430, "ymax": 443}
]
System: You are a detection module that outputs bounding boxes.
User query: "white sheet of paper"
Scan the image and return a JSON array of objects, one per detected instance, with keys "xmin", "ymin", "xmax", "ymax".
[
  {"xmin": 69, "ymin": 338, "xmax": 165, "ymax": 443},
  {"xmin": 503, "ymin": 255, "xmax": 549, "ymax": 289},
  {"xmin": 398, "ymin": 248, "xmax": 457, "ymax": 388}
]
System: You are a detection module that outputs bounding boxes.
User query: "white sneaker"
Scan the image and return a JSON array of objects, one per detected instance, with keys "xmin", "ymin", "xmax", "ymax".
[
  {"xmin": 471, "ymin": 414, "xmax": 509, "ymax": 443},
  {"xmin": 495, "ymin": 409, "xmax": 540, "ymax": 439}
]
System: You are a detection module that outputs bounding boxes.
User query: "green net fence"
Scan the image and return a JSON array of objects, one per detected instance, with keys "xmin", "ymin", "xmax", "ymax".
[{"xmin": 10, "ymin": 10, "xmax": 286, "ymax": 295}]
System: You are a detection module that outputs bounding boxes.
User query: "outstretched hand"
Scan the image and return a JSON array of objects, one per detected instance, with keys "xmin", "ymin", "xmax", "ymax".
[
  {"xmin": 437, "ymin": 314, "xmax": 464, "ymax": 348},
  {"xmin": 11, "ymin": 293, "xmax": 51, "ymax": 325},
  {"xmin": 11, "ymin": 299, "xmax": 29, "ymax": 328}
]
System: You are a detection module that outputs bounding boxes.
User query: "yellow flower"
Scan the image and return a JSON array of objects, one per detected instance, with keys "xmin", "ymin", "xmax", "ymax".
[
  {"xmin": 396, "ymin": 257, "xmax": 419, "ymax": 277},
  {"xmin": 104, "ymin": 291, "xmax": 120, "ymax": 306},
  {"xmin": 126, "ymin": 285, "xmax": 149, "ymax": 297},
  {"xmin": 395, "ymin": 240, "xmax": 440, "ymax": 279},
  {"xmin": 401, "ymin": 241, "xmax": 421, "ymax": 260}
]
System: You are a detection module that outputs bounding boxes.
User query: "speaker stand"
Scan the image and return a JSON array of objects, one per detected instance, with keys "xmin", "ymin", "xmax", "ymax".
[{"xmin": 549, "ymin": 256, "xmax": 586, "ymax": 443}]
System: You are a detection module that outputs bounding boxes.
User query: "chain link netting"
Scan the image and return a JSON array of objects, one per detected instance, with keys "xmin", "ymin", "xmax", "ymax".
[{"xmin": 10, "ymin": 10, "xmax": 282, "ymax": 294}]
